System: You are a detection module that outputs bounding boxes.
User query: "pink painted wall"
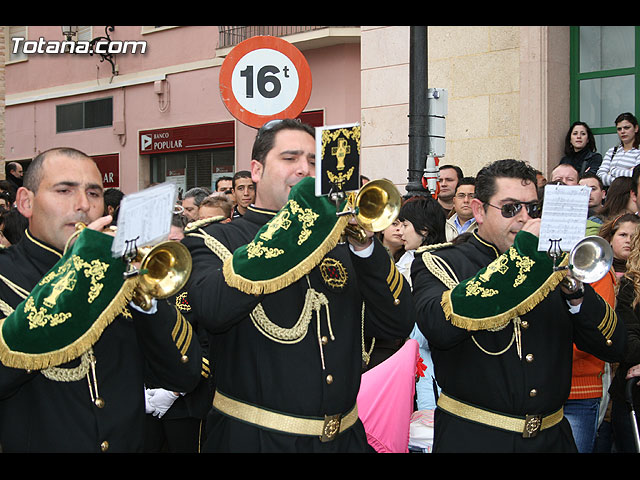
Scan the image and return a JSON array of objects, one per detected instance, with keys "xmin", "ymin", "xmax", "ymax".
[{"xmin": 4, "ymin": 27, "xmax": 361, "ymax": 194}]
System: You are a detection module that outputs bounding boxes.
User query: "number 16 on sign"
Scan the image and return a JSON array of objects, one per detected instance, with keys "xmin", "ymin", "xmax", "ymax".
[{"xmin": 219, "ymin": 36, "xmax": 313, "ymax": 128}]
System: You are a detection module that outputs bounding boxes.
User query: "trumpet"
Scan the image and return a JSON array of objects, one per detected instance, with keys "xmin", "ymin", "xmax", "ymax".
[
  {"xmin": 336, "ymin": 179, "xmax": 403, "ymax": 243},
  {"xmin": 125, "ymin": 241, "xmax": 193, "ymax": 311},
  {"xmin": 550, "ymin": 235, "xmax": 613, "ymax": 292},
  {"xmin": 73, "ymin": 222, "xmax": 193, "ymax": 311}
]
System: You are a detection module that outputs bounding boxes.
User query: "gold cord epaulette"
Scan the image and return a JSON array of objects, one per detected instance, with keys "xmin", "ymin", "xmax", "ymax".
[
  {"xmin": 184, "ymin": 216, "xmax": 227, "ymax": 234},
  {"xmin": 415, "ymin": 241, "xmax": 453, "ymax": 254},
  {"xmin": 186, "ymin": 228, "xmax": 233, "ymax": 261},
  {"xmin": 421, "ymin": 250, "xmax": 460, "ymax": 290}
]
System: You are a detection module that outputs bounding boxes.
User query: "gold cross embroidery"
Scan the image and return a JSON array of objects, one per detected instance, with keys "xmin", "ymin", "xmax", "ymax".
[
  {"xmin": 43, "ymin": 267, "xmax": 77, "ymax": 308},
  {"xmin": 260, "ymin": 210, "xmax": 292, "ymax": 242},
  {"xmin": 332, "ymin": 138, "xmax": 350, "ymax": 171}
]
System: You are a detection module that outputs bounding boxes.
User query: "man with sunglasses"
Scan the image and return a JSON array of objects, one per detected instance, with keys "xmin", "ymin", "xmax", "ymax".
[
  {"xmin": 411, "ymin": 158, "xmax": 626, "ymax": 452},
  {"xmin": 182, "ymin": 118, "xmax": 415, "ymax": 452}
]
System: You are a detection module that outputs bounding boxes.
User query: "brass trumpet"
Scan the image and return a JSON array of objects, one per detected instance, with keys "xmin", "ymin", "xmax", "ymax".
[
  {"xmin": 73, "ymin": 223, "xmax": 193, "ymax": 311},
  {"xmin": 126, "ymin": 241, "xmax": 193, "ymax": 311},
  {"xmin": 550, "ymin": 235, "xmax": 613, "ymax": 292},
  {"xmin": 337, "ymin": 178, "xmax": 403, "ymax": 243}
]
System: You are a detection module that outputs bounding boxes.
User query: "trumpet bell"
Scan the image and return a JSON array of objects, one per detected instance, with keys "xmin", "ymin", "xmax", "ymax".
[
  {"xmin": 354, "ymin": 179, "xmax": 402, "ymax": 233},
  {"xmin": 137, "ymin": 241, "xmax": 193, "ymax": 300},
  {"xmin": 568, "ymin": 235, "xmax": 613, "ymax": 284}
]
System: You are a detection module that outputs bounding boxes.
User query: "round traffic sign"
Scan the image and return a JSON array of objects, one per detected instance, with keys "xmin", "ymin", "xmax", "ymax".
[{"xmin": 219, "ymin": 36, "xmax": 313, "ymax": 128}]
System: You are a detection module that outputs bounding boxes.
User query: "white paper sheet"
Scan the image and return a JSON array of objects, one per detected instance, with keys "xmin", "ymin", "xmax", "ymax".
[
  {"xmin": 537, "ymin": 184, "xmax": 590, "ymax": 252},
  {"xmin": 111, "ymin": 182, "xmax": 177, "ymax": 258}
]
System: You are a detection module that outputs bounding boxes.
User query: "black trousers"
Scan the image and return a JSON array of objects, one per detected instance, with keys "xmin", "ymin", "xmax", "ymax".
[{"xmin": 144, "ymin": 415, "xmax": 204, "ymax": 453}]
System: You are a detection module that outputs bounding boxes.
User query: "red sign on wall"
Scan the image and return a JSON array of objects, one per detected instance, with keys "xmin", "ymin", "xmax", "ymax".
[
  {"xmin": 92, "ymin": 153, "xmax": 119, "ymax": 188},
  {"xmin": 139, "ymin": 122, "xmax": 235, "ymax": 155}
]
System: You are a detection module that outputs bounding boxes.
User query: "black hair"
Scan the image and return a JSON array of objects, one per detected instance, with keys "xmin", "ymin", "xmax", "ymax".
[
  {"xmin": 23, "ymin": 147, "xmax": 94, "ymax": 193},
  {"xmin": 438, "ymin": 164, "xmax": 464, "ymax": 181},
  {"xmin": 564, "ymin": 121, "xmax": 597, "ymax": 155},
  {"xmin": 215, "ymin": 176, "xmax": 233, "ymax": 191},
  {"xmin": 251, "ymin": 119, "xmax": 315, "ymax": 165},
  {"xmin": 232, "ymin": 170, "xmax": 253, "ymax": 189},
  {"xmin": 0, "ymin": 207, "xmax": 28, "ymax": 245},
  {"xmin": 615, "ymin": 112, "xmax": 640, "ymax": 149},
  {"xmin": 454, "ymin": 176, "xmax": 475, "ymax": 193},
  {"xmin": 579, "ymin": 171, "xmax": 604, "ymax": 190},
  {"xmin": 474, "ymin": 159, "xmax": 538, "ymax": 206},
  {"xmin": 398, "ymin": 196, "xmax": 447, "ymax": 246}
]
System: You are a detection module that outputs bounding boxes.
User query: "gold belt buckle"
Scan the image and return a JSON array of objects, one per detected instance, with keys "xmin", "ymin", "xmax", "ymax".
[
  {"xmin": 523, "ymin": 414, "xmax": 542, "ymax": 438},
  {"xmin": 320, "ymin": 414, "xmax": 342, "ymax": 442}
]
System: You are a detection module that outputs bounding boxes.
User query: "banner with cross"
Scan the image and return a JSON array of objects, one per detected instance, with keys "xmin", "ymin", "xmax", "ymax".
[{"xmin": 314, "ymin": 123, "xmax": 361, "ymax": 196}]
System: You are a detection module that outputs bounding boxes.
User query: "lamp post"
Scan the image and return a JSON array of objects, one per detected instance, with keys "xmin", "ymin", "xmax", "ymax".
[
  {"xmin": 61, "ymin": 26, "xmax": 79, "ymax": 42},
  {"xmin": 60, "ymin": 26, "xmax": 118, "ymax": 76}
]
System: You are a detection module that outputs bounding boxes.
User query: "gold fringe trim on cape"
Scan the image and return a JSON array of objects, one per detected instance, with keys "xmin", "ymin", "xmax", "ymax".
[
  {"xmin": 440, "ymin": 255, "xmax": 569, "ymax": 331},
  {"xmin": 0, "ymin": 277, "xmax": 139, "ymax": 371},
  {"xmin": 222, "ymin": 215, "xmax": 350, "ymax": 296}
]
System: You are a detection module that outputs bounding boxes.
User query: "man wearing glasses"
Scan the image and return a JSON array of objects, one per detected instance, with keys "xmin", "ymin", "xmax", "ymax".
[
  {"xmin": 411, "ymin": 158, "xmax": 626, "ymax": 452},
  {"xmin": 445, "ymin": 177, "xmax": 477, "ymax": 242}
]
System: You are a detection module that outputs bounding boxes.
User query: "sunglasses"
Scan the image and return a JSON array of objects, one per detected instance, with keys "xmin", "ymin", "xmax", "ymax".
[
  {"xmin": 256, "ymin": 118, "xmax": 302, "ymax": 139},
  {"xmin": 486, "ymin": 201, "xmax": 541, "ymax": 219}
]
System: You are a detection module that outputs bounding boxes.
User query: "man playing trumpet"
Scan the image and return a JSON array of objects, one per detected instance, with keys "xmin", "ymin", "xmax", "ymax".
[
  {"xmin": 0, "ymin": 148, "xmax": 204, "ymax": 452},
  {"xmin": 411, "ymin": 158, "xmax": 627, "ymax": 452},
  {"xmin": 182, "ymin": 119, "xmax": 415, "ymax": 452}
]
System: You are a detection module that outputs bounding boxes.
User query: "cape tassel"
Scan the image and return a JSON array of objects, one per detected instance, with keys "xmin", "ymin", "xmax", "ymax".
[
  {"xmin": 223, "ymin": 215, "xmax": 350, "ymax": 295},
  {"xmin": 0, "ymin": 277, "xmax": 139, "ymax": 371}
]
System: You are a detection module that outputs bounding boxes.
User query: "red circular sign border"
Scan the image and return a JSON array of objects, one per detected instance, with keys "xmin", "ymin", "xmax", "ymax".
[{"xmin": 219, "ymin": 36, "xmax": 313, "ymax": 129}]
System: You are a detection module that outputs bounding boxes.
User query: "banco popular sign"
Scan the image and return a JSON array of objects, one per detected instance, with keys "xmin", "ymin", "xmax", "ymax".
[{"xmin": 138, "ymin": 122, "xmax": 235, "ymax": 155}]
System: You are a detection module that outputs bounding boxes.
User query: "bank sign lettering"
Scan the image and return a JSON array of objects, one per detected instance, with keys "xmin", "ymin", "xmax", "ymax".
[{"xmin": 141, "ymin": 133, "xmax": 183, "ymax": 152}]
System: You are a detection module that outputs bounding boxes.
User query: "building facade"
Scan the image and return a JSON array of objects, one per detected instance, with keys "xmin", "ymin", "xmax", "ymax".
[{"xmin": 1, "ymin": 26, "xmax": 638, "ymax": 194}]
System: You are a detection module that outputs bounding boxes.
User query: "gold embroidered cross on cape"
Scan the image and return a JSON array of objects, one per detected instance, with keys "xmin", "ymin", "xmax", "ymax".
[
  {"xmin": 0, "ymin": 228, "xmax": 138, "ymax": 370},
  {"xmin": 223, "ymin": 176, "xmax": 350, "ymax": 295},
  {"xmin": 441, "ymin": 230, "xmax": 569, "ymax": 331}
]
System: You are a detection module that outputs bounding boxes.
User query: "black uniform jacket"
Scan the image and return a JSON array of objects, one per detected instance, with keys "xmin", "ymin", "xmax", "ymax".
[
  {"xmin": 182, "ymin": 205, "xmax": 416, "ymax": 452},
  {"xmin": 0, "ymin": 230, "xmax": 204, "ymax": 452},
  {"xmin": 411, "ymin": 230, "xmax": 626, "ymax": 453}
]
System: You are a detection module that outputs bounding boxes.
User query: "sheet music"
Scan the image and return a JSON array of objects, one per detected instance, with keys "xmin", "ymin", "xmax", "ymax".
[
  {"xmin": 111, "ymin": 182, "xmax": 177, "ymax": 257},
  {"xmin": 537, "ymin": 184, "xmax": 590, "ymax": 252}
]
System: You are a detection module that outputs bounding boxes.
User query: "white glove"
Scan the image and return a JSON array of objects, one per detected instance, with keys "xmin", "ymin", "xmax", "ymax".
[
  {"xmin": 144, "ymin": 388, "xmax": 155, "ymax": 414},
  {"xmin": 146, "ymin": 388, "xmax": 179, "ymax": 418}
]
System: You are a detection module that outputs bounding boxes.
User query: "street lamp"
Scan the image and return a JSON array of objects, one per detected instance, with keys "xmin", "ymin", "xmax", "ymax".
[
  {"xmin": 60, "ymin": 26, "xmax": 118, "ymax": 76},
  {"xmin": 61, "ymin": 26, "xmax": 79, "ymax": 41}
]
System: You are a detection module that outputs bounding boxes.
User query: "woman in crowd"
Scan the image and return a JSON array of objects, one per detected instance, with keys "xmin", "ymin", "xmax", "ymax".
[
  {"xmin": 394, "ymin": 196, "xmax": 447, "ymax": 413},
  {"xmin": 379, "ymin": 219, "xmax": 405, "ymax": 262},
  {"xmin": 598, "ymin": 112, "xmax": 640, "ymax": 187},
  {"xmin": 597, "ymin": 177, "xmax": 636, "ymax": 224},
  {"xmin": 609, "ymin": 222, "xmax": 640, "ymax": 452},
  {"xmin": 600, "ymin": 213, "xmax": 640, "ymax": 280},
  {"xmin": 560, "ymin": 121, "xmax": 603, "ymax": 176}
]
